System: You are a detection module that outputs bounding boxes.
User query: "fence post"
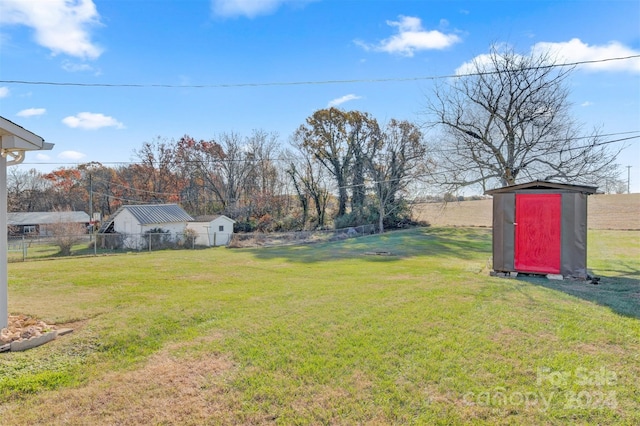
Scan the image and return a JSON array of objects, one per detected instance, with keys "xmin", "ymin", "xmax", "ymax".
[
  {"xmin": 149, "ymin": 233, "xmax": 152, "ymax": 252},
  {"xmin": 22, "ymin": 235, "xmax": 26, "ymax": 262}
]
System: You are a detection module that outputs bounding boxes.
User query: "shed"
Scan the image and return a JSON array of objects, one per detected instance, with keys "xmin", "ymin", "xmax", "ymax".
[
  {"xmin": 188, "ymin": 215, "xmax": 236, "ymax": 246},
  {"xmin": 99, "ymin": 204, "xmax": 194, "ymax": 249},
  {"xmin": 100, "ymin": 204, "xmax": 194, "ymax": 235},
  {"xmin": 485, "ymin": 180, "xmax": 598, "ymax": 277}
]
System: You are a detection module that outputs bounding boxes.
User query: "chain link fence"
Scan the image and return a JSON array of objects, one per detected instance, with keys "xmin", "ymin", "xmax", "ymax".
[
  {"xmin": 228, "ymin": 224, "xmax": 377, "ymax": 248},
  {"xmin": 7, "ymin": 225, "xmax": 378, "ymax": 261},
  {"xmin": 7, "ymin": 230, "xmax": 226, "ymax": 262}
]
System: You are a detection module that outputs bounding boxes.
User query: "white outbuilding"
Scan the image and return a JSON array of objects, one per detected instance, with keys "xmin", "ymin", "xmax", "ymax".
[
  {"xmin": 188, "ymin": 215, "xmax": 236, "ymax": 246},
  {"xmin": 99, "ymin": 204, "xmax": 194, "ymax": 250}
]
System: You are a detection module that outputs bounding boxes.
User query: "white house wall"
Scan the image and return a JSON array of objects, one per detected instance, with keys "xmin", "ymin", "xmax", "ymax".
[
  {"xmin": 209, "ymin": 217, "xmax": 234, "ymax": 246},
  {"xmin": 187, "ymin": 222, "xmax": 212, "ymax": 246},
  {"xmin": 113, "ymin": 209, "xmax": 140, "ymax": 235},
  {"xmin": 113, "ymin": 210, "xmax": 190, "ymax": 249},
  {"xmin": 187, "ymin": 218, "xmax": 234, "ymax": 247}
]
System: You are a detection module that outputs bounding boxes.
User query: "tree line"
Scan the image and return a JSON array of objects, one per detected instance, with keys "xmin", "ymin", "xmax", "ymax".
[
  {"xmin": 7, "ymin": 48, "xmax": 626, "ymax": 233},
  {"xmin": 8, "ymin": 110, "xmax": 427, "ymax": 233}
]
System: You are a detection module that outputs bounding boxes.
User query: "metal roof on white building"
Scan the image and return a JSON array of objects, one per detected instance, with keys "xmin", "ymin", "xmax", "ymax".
[
  {"xmin": 8, "ymin": 211, "xmax": 90, "ymax": 225},
  {"xmin": 111, "ymin": 204, "xmax": 194, "ymax": 225}
]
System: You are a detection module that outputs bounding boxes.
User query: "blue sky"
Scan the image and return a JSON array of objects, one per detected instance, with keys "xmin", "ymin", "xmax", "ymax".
[{"xmin": 1, "ymin": 0, "xmax": 639, "ymax": 192}]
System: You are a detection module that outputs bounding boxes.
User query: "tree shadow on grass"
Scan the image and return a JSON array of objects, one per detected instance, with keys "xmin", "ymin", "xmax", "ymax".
[
  {"xmin": 245, "ymin": 227, "xmax": 492, "ymax": 264},
  {"xmin": 518, "ymin": 273, "xmax": 640, "ymax": 319}
]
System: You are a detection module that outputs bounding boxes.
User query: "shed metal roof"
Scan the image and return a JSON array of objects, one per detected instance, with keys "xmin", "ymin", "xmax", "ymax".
[
  {"xmin": 485, "ymin": 180, "xmax": 598, "ymax": 195},
  {"xmin": 8, "ymin": 211, "xmax": 90, "ymax": 225},
  {"xmin": 116, "ymin": 204, "xmax": 194, "ymax": 225},
  {"xmin": 192, "ymin": 214, "xmax": 236, "ymax": 223}
]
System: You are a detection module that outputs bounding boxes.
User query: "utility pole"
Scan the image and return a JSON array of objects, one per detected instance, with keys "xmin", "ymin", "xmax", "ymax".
[
  {"xmin": 89, "ymin": 173, "xmax": 93, "ymax": 222},
  {"xmin": 627, "ymin": 166, "xmax": 632, "ymax": 194},
  {"xmin": 88, "ymin": 173, "xmax": 94, "ymax": 240}
]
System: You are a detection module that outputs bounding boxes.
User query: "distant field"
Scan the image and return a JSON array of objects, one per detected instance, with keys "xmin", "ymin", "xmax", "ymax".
[{"xmin": 414, "ymin": 193, "xmax": 640, "ymax": 230}]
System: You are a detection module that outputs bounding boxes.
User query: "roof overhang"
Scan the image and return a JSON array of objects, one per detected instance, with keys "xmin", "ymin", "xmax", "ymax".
[
  {"xmin": 485, "ymin": 180, "xmax": 598, "ymax": 195},
  {"xmin": 0, "ymin": 116, "xmax": 54, "ymax": 166}
]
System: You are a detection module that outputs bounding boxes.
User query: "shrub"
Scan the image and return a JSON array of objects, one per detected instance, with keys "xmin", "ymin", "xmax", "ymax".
[
  {"xmin": 333, "ymin": 212, "xmax": 359, "ymax": 230},
  {"xmin": 46, "ymin": 220, "xmax": 87, "ymax": 256},
  {"xmin": 143, "ymin": 228, "xmax": 172, "ymax": 250},
  {"xmin": 234, "ymin": 219, "xmax": 257, "ymax": 233},
  {"xmin": 180, "ymin": 228, "xmax": 198, "ymax": 248},
  {"xmin": 97, "ymin": 233, "xmax": 124, "ymax": 250}
]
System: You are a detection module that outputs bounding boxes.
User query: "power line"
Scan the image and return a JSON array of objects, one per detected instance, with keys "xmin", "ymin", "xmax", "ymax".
[
  {"xmin": 92, "ymin": 191, "xmax": 162, "ymax": 204},
  {"xmin": 90, "ymin": 174, "xmax": 183, "ymax": 197},
  {"xmin": 18, "ymin": 130, "xmax": 640, "ymax": 167},
  {"xmin": 21, "ymin": 136, "xmax": 638, "ymax": 195},
  {"xmin": 433, "ymin": 132, "xmax": 639, "ymax": 154},
  {"xmin": 2, "ymin": 56, "xmax": 638, "ymax": 89}
]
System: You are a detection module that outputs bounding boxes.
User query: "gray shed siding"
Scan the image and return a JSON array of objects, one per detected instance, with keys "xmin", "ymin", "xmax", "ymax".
[
  {"xmin": 491, "ymin": 193, "xmax": 515, "ymax": 273},
  {"xmin": 560, "ymin": 192, "xmax": 589, "ymax": 276}
]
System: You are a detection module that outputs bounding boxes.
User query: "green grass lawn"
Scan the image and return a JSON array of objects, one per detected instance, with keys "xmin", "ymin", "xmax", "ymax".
[{"xmin": 1, "ymin": 228, "xmax": 638, "ymax": 425}]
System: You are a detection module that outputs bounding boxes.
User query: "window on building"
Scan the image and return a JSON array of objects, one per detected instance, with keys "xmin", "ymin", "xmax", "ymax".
[
  {"xmin": 23, "ymin": 225, "xmax": 37, "ymax": 234},
  {"xmin": 219, "ymin": 225, "xmax": 224, "ymax": 232}
]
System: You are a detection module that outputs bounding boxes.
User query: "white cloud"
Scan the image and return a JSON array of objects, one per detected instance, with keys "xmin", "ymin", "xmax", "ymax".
[
  {"xmin": 0, "ymin": 0, "xmax": 103, "ymax": 59},
  {"xmin": 16, "ymin": 108, "xmax": 46, "ymax": 117},
  {"xmin": 62, "ymin": 112, "xmax": 124, "ymax": 130},
  {"xmin": 532, "ymin": 38, "xmax": 640, "ymax": 73},
  {"xmin": 581, "ymin": 101, "xmax": 594, "ymax": 107},
  {"xmin": 212, "ymin": 0, "xmax": 313, "ymax": 18},
  {"xmin": 356, "ymin": 15, "xmax": 461, "ymax": 57},
  {"xmin": 0, "ymin": 87, "xmax": 9, "ymax": 98},
  {"xmin": 58, "ymin": 150, "xmax": 86, "ymax": 160},
  {"xmin": 456, "ymin": 39, "xmax": 640, "ymax": 76},
  {"xmin": 61, "ymin": 60, "xmax": 99, "ymax": 73},
  {"xmin": 328, "ymin": 94, "xmax": 362, "ymax": 107},
  {"xmin": 35, "ymin": 153, "xmax": 51, "ymax": 161},
  {"xmin": 455, "ymin": 52, "xmax": 498, "ymax": 75}
]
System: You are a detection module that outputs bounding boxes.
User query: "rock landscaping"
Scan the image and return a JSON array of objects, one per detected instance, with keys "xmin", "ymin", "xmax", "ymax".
[{"xmin": 1, "ymin": 314, "xmax": 71, "ymax": 352}]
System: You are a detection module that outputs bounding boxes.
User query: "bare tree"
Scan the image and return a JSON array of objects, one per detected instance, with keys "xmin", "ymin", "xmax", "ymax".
[
  {"xmin": 7, "ymin": 168, "xmax": 51, "ymax": 211},
  {"xmin": 175, "ymin": 131, "xmax": 284, "ymax": 221},
  {"xmin": 285, "ymin": 159, "xmax": 311, "ymax": 228},
  {"xmin": 243, "ymin": 130, "xmax": 286, "ymax": 220},
  {"xmin": 284, "ymin": 146, "xmax": 331, "ymax": 229},
  {"xmin": 368, "ymin": 119, "xmax": 426, "ymax": 233},
  {"xmin": 131, "ymin": 137, "xmax": 181, "ymax": 203},
  {"xmin": 175, "ymin": 135, "xmax": 227, "ymax": 211},
  {"xmin": 425, "ymin": 45, "xmax": 620, "ymax": 191}
]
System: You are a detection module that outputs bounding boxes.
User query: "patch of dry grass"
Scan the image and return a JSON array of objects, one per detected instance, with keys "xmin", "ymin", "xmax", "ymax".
[{"xmin": 0, "ymin": 343, "xmax": 238, "ymax": 425}]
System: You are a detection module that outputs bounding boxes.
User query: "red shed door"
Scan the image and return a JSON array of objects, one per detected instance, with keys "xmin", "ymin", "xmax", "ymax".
[{"xmin": 514, "ymin": 194, "xmax": 561, "ymax": 274}]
